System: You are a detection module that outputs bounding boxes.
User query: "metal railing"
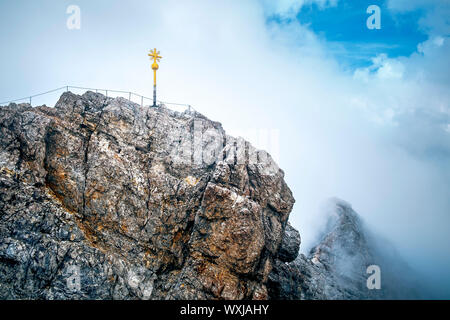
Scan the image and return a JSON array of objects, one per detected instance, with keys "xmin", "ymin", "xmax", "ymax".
[{"xmin": 0, "ymin": 85, "xmax": 195, "ymax": 114}]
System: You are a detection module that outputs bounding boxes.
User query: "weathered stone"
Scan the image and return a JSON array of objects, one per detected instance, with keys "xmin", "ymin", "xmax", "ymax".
[{"xmin": 0, "ymin": 91, "xmax": 295, "ymax": 300}]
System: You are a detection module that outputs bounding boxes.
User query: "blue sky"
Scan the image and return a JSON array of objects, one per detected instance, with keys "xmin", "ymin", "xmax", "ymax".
[
  {"xmin": 0, "ymin": 0, "xmax": 449, "ymax": 297},
  {"xmin": 295, "ymin": 0, "xmax": 427, "ymax": 66},
  {"xmin": 266, "ymin": 0, "xmax": 430, "ymax": 68}
]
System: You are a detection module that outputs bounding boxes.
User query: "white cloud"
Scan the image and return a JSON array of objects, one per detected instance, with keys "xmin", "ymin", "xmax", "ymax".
[
  {"xmin": 418, "ymin": 36, "xmax": 445, "ymax": 54},
  {"xmin": 445, "ymin": 124, "xmax": 450, "ymax": 133},
  {"xmin": 368, "ymin": 54, "xmax": 405, "ymax": 80},
  {"xmin": 261, "ymin": 0, "xmax": 339, "ymax": 19}
]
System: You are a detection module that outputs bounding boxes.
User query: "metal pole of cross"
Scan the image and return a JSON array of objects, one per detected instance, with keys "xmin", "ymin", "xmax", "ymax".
[{"xmin": 148, "ymin": 48, "xmax": 162, "ymax": 107}]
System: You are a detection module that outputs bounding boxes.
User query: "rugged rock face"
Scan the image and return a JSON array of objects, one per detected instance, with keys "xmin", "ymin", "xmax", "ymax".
[
  {"xmin": 0, "ymin": 91, "xmax": 294, "ymax": 299},
  {"xmin": 268, "ymin": 199, "xmax": 423, "ymax": 299}
]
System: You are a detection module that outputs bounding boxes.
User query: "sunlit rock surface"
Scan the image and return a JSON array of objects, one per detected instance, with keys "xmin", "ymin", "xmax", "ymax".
[{"xmin": 0, "ymin": 91, "xmax": 294, "ymax": 299}]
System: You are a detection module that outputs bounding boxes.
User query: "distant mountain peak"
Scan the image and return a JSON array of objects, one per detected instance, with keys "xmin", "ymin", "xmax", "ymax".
[{"xmin": 269, "ymin": 198, "xmax": 425, "ymax": 299}]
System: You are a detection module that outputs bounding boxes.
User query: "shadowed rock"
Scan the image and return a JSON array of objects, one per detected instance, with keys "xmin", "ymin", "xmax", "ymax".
[{"xmin": 277, "ymin": 222, "xmax": 300, "ymax": 263}]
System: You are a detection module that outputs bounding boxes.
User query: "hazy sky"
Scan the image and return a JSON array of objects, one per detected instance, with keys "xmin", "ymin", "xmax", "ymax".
[{"xmin": 0, "ymin": 0, "xmax": 449, "ymax": 297}]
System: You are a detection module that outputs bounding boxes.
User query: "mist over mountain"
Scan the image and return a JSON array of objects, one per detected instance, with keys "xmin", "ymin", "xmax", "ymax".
[{"xmin": 269, "ymin": 198, "xmax": 429, "ymax": 299}]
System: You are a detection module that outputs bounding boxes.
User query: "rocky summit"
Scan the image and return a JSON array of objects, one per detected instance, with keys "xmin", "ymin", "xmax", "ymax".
[
  {"xmin": 0, "ymin": 92, "xmax": 419, "ymax": 300},
  {"xmin": 0, "ymin": 91, "xmax": 294, "ymax": 299}
]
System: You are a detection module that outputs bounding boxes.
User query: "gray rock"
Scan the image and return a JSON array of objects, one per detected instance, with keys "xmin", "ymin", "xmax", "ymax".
[
  {"xmin": 277, "ymin": 222, "xmax": 300, "ymax": 263},
  {"xmin": 0, "ymin": 91, "xmax": 295, "ymax": 300}
]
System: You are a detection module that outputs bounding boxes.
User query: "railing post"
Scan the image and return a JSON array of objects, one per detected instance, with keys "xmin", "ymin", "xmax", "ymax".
[
  {"xmin": 141, "ymin": 96, "xmax": 143, "ymax": 107},
  {"xmin": 129, "ymin": 92, "xmax": 131, "ymax": 101},
  {"xmin": 66, "ymin": 86, "xmax": 69, "ymax": 92},
  {"xmin": 29, "ymin": 97, "xmax": 32, "ymax": 105},
  {"xmin": 106, "ymin": 90, "xmax": 108, "ymax": 97}
]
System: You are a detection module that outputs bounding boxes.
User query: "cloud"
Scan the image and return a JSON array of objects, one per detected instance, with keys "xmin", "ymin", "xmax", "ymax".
[
  {"xmin": 261, "ymin": 0, "xmax": 339, "ymax": 19},
  {"xmin": 388, "ymin": 0, "xmax": 450, "ymax": 35},
  {"xmin": 354, "ymin": 53, "xmax": 405, "ymax": 82},
  {"xmin": 350, "ymin": 33, "xmax": 450, "ymax": 158}
]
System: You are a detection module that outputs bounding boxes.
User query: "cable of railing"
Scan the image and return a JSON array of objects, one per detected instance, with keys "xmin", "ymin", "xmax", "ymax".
[
  {"xmin": 0, "ymin": 96, "xmax": 30, "ymax": 105},
  {"xmin": 68, "ymin": 86, "xmax": 140, "ymax": 97},
  {"xmin": 1, "ymin": 85, "xmax": 196, "ymax": 113},
  {"xmin": 0, "ymin": 86, "xmax": 66, "ymax": 105},
  {"xmin": 30, "ymin": 86, "xmax": 67, "ymax": 98},
  {"xmin": 158, "ymin": 101, "xmax": 190, "ymax": 107},
  {"xmin": 68, "ymin": 87, "xmax": 154, "ymax": 106},
  {"xmin": 68, "ymin": 87, "xmax": 192, "ymax": 108}
]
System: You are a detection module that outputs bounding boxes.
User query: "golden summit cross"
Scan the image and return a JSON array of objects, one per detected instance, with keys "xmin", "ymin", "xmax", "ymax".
[
  {"xmin": 148, "ymin": 48, "xmax": 162, "ymax": 64},
  {"xmin": 148, "ymin": 48, "xmax": 162, "ymax": 107}
]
